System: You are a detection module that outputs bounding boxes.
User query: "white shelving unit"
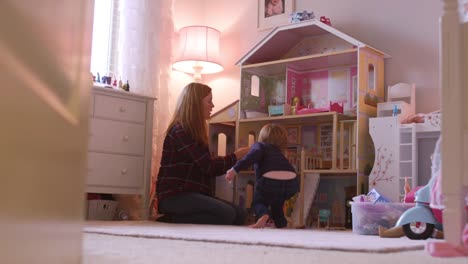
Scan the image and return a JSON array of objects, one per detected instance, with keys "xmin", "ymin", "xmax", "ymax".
[{"xmin": 369, "ymin": 116, "xmax": 441, "ymax": 202}]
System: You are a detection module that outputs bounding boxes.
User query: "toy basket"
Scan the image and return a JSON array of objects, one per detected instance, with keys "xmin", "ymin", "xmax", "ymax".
[
  {"xmin": 86, "ymin": 199, "xmax": 118, "ymax": 220},
  {"xmin": 351, "ymin": 202, "xmax": 414, "ymax": 235}
]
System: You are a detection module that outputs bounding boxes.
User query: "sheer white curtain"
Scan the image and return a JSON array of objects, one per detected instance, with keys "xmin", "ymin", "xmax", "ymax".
[
  {"xmin": 118, "ymin": 0, "xmax": 174, "ymax": 218},
  {"xmin": 118, "ymin": 0, "xmax": 171, "ymax": 97}
]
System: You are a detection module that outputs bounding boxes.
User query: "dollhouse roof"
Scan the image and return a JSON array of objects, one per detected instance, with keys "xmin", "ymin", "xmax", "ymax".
[
  {"xmin": 209, "ymin": 100, "xmax": 239, "ymax": 124},
  {"xmin": 236, "ymin": 19, "xmax": 389, "ymax": 66}
]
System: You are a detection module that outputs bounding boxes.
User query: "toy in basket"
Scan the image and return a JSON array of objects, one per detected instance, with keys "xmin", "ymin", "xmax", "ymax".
[{"xmin": 351, "ymin": 200, "xmax": 414, "ymax": 236}]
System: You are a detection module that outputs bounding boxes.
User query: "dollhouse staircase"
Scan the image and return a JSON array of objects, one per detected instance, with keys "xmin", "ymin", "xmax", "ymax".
[{"xmin": 398, "ymin": 124, "xmax": 417, "ymax": 202}]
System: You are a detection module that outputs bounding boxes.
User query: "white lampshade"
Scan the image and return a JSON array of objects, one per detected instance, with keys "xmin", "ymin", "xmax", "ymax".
[{"xmin": 172, "ymin": 26, "xmax": 223, "ymax": 81}]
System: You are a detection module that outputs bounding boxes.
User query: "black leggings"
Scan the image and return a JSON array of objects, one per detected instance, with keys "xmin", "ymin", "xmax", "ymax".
[
  {"xmin": 254, "ymin": 177, "xmax": 299, "ymax": 228},
  {"xmin": 159, "ymin": 193, "xmax": 246, "ymax": 225}
]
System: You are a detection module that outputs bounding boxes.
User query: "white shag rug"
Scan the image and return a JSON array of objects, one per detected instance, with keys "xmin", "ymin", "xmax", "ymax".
[{"xmin": 84, "ymin": 221, "xmax": 430, "ymax": 253}]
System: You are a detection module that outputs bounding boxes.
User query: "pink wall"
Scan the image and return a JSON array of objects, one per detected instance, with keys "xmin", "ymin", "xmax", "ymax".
[
  {"xmin": 287, "ymin": 67, "xmax": 357, "ymax": 110},
  {"xmin": 173, "ymin": 0, "xmax": 262, "ymax": 114},
  {"xmin": 172, "ymin": 0, "xmax": 443, "ymax": 114},
  {"xmin": 287, "ymin": 69, "xmax": 328, "ymax": 108},
  {"xmin": 295, "ymin": 0, "xmax": 443, "ymax": 113}
]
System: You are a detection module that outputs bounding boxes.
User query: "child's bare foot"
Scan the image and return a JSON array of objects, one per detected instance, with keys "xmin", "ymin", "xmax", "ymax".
[{"xmin": 249, "ymin": 214, "xmax": 269, "ymax": 228}]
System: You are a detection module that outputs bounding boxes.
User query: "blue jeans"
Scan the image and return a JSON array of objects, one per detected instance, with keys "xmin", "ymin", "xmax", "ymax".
[
  {"xmin": 158, "ymin": 192, "xmax": 246, "ymax": 225},
  {"xmin": 254, "ymin": 177, "xmax": 299, "ymax": 228}
]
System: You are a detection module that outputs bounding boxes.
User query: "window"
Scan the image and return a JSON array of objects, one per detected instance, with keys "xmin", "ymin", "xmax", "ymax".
[
  {"xmin": 368, "ymin": 63, "xmax": 375, "ymax": 90},
  {"xmin": 251, "ymin": 75, "xmax": 260, "ymax": 97},
  {"xmin": 90, "ymin": 0, "xmax": 120, "ymax": 80},
  {"xmin": 217, "ymin": 133, "xmax": 227, "ymax": 157}
]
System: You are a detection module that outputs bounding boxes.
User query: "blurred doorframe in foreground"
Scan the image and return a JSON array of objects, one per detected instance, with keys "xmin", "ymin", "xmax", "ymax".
[{"xmin": 0, "ymin": 1, "xmax": 94, "ymax": 263}]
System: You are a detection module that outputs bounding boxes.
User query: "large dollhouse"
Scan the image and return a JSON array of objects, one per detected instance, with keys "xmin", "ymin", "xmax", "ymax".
[{"xmin": 210, "ymin": 19, "xmax": 389, "ymax": 227}]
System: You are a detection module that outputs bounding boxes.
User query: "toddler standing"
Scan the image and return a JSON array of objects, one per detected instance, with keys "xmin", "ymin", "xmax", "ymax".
[{"xmin": 226, "ymin": 123, "xmax": 298, "ymax": 228}]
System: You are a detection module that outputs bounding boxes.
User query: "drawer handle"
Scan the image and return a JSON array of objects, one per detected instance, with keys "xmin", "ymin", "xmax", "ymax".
[
  {"xmin": 119, "ymin": 106, "xmax": 126, "ymax": 112},
  {"xmin": 121, "ymin": 168, "xmax": 128, "ymax": 175},
  {"xmin": 122, "ymin": 135, "xmax": 129, "ymax": 142}
]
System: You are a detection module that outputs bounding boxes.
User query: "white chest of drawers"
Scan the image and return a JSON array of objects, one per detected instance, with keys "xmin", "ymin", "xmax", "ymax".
[{"xmin": 87, "ymin": 85, "xmax": 156, "ymax": 219}]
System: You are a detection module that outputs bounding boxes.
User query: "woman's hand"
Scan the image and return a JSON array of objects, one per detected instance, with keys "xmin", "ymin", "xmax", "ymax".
[{"xmin": 234, "ymin": 146, "xmax": 250, "ymax": 160}]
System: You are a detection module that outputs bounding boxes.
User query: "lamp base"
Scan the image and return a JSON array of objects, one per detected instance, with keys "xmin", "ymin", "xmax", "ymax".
[{"xmin": 192, "ymin": 65, "xmax": 203, "ymax": 82}]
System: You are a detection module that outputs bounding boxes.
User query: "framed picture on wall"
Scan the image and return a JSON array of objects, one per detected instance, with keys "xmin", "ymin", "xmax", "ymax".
[
  {"xmin": 461, "ymin": 0, "xmax": 468, "ymax": 22},
  {"xmin": 286, "ymin": 125, "xmax": 301, "ymax": 144},
  {"xmin": 257, "ymin": 0, "xmax": 295, "ymax": 31}
]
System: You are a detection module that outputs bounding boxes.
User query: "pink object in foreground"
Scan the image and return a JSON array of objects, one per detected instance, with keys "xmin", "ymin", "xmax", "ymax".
[{"xmin": 426, "ymin": 220, "xmax": 468, "ymax": 257}]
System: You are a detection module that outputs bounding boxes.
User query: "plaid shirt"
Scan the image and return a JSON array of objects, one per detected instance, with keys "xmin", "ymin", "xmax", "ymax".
[{"xmin": 156, "ymin": 122, "xmax": 237, "ymax": 202}]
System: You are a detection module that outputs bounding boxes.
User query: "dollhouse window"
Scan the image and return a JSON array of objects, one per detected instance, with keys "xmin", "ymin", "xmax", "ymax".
[
  {"xmin": 352, "ymin": 76, "xmax": 358, "ymax": 108},
  {"xmin": 251, "ymin": 75, "xmax": 260, "ymax": 97},
  {"xmin": 328, "ymin": 69, "xmax": 349, "ymax": 103},
  {"xmin": 217, "ymin": 133, "xmax": 227, "ymax": 156},
  {"xmin": 368, "ymin": 63, "xmax": 375, "ymax": 90}
]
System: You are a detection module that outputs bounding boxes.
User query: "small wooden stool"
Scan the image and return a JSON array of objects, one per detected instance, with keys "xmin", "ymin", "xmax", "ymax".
[{"xmin": 317, "ymin": 209, "xmax": 331, "ymax": 229}]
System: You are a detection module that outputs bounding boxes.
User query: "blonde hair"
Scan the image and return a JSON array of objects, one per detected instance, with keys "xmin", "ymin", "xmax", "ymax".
[
  {"xmin": 167, "ymin": 82, "xmax": 212, "ymax": 146},
  {"xmin": 258, "ymin": 123, "xmax": 288, "ymax": 151}
]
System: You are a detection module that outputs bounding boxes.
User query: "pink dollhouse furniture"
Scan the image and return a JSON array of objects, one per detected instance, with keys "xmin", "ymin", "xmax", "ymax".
[
  {"xmin": 296, "ymin": 101, "xmax": 344, "ymax": 115},
  {"xmin": 330, "ymin": 101, "xmax": 344, "ymax": 114}
]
